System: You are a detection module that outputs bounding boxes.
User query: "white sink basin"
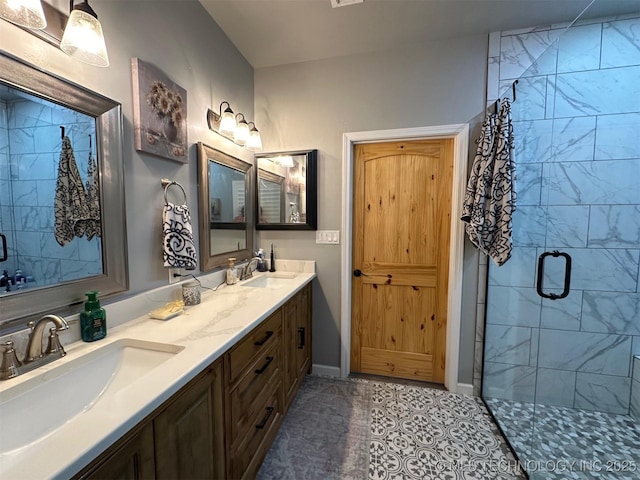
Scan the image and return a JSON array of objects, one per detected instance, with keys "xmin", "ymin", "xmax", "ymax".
[
  {"xmin": 240, "ymin": 273, "xmax": 297, "ymax": 289},
  {"xmin": 0, "ymin": 338, "xmax": 183, "ymax": 454}
]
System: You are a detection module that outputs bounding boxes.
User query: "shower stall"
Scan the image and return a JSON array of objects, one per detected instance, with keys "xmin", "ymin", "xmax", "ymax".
[{"xmin": 481, "ymin": 3, "xmax": 640, "ymax": 479}]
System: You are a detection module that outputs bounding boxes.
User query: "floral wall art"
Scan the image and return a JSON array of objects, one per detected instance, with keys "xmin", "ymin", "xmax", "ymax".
[{"xmin": 131, "ymin": 58, "xmax": 188, "ymax": 162}]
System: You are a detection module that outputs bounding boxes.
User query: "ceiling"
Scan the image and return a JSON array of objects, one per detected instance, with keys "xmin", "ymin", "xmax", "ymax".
[{"xmin": 199, "ymin": 0, "xmax": 640, "ymax": 68}]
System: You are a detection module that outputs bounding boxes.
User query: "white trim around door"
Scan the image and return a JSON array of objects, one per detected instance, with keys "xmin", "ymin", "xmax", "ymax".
[{"xmin": 340, "ymin": 124, "xmax": 469, "ymax": 393}]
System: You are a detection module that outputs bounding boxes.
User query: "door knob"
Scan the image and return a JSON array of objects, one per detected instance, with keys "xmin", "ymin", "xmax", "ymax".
[{"xmin": 353, "ymin": 269, "xmax": 362, "ymax": 277}]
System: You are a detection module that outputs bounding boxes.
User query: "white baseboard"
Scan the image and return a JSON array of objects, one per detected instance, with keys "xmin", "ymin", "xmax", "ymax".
[
  {"xmin": 312, "ymin": 364, "xmax": 341, "ymax": 377},
  {"xmin": 456, "ymin": 383, "xmax": 475, "ymax": 396}
]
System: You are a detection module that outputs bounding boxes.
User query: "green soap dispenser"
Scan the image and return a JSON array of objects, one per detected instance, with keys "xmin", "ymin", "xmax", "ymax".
[{"xmin": 80, "ymin": 291, "xmax": 107, "ymax": 342}]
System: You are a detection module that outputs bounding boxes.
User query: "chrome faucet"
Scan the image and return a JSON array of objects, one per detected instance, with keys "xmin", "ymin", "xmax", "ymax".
[
  {"xmin": 240, "ymin": 257, "xmax": 260, "ymax": 281},
  {"xmin": 0, "ymin": 314, "xmax": 69, "ymax": 380},
  {"xmin": 24, "ymin": 314, "xmax": 69, "ymax": 362}
]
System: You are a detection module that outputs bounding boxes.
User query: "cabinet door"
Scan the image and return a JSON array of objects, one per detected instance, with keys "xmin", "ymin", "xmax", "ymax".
[
  {"xmin": 82, "ymin": 423, "xmax": 155, "ymax": 480},
  {"xmin": 295, "ymin": 283, "xmax": 312, "ymax": 379},
  {"xmin": 154, "ymin": 361, "xmax": 225, "ymax": 480},
  {"xmin": 282, "ymin": 298, "xmax": 299, "ymax": 409}
]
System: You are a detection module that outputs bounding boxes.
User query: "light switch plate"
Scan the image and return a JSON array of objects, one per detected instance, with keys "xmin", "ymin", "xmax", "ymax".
[{"xmin": 316, "ymin": 230, "xmax": 340, "ymax": 244}]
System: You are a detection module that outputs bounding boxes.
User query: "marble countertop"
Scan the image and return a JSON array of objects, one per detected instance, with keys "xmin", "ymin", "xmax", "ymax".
[{"xmin": 0, "ymin": 262, "xmax": 315, "ymax": 480}]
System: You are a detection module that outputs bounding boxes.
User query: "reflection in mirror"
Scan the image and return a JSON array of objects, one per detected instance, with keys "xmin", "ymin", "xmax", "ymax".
[
  {"xmin": 0, "ymin": 85, "xmax": 102, "ymax": 290},
  {"xmin": 197, "ymin": 143, "xmax": 254, "ymax": 271},
  {"xmin": 256, "ymin": 150, "xmax": 317, "ymax": 230},
  {"xmin": 0, "ymin": 52, "xmax": 127, "ymax": 332}
]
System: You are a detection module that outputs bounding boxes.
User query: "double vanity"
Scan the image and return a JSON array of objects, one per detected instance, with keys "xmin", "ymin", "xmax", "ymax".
[{"xmin": 0, "ymin": 264, "xmax": 315, "ymax": 479}]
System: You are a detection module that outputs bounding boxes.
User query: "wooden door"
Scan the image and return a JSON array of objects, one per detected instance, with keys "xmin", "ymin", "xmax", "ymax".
[{"xmin": 351, "ymin": 139, "xmax": 453, "ymax": 383}]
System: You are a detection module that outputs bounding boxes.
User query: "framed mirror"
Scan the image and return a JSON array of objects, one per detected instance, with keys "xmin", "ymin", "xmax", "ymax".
[
  {"xmin": 256, "ymin": 149, "xmax": 317, "ymax": 230},
  {"xmin": 0, "ymin": 52, "xmax": 127, "ymax": 332},
  {"xmin": 197, "ymin": 143, "xmax": 254, "ymax": 271}
]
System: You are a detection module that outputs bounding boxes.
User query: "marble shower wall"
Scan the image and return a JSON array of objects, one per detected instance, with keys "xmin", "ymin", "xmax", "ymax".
[
  {"xmin": 0, "ymin": 98, "xmax": 101, "ymax": 289},
  {"xmin": 482, "ymin": 13, "xmax": 640, "ymax": 416}
]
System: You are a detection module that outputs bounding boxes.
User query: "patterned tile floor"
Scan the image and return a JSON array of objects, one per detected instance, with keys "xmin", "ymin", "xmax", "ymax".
[
  {"xmin": 485, "ymin": 398, "xmax": 640, "ymax": 480},
  {"xmin": 259, "ymin": 375, "xmax": 526, "ymax": 479}
]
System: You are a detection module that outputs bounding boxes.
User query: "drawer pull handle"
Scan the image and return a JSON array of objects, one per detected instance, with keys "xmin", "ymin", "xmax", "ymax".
[
  {"xmin": 297, "ymin": 327, "xmax": 305, "ymax": 349},
  {"xmin": 254, "ymin": 330, "xmax": 274, "ymax": 346},
  {"xmin": 255, "ymin": 406, "xmax": 274, "ymax": 429},
  {"xmin": 255, "ymin": 356, "xmax": 274, "ymax": 374}
]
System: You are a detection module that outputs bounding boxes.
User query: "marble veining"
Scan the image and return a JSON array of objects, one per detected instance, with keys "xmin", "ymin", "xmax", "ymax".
[
  {"xmin": 514, "ymin": 162, "xmax": 543, "ymax": 206},
  {"xmin": 512, "ymin": 206, "xmax": 546, "ymax": 247},
  {"xmin": 553, "ymin": 66, "xmax": 640, "ymax": 118},
  {"xmin": 544, "ymin": 206, "xmax": 590, "ymax": 248},
  {"xmin": 588, "ymin": 205, "xmax": 640, "ymax": 248},
  {"xmin": 540, "ymin": 291, "xmax": 582, "ymax": 331},
  {"xmin": 534, "ymin": 368, "xmax": 576, "ymax": 408},
  {"xmin": 594, "ymin": 113, "xmax": 640, "ymax": 161},
  {"xmin": 512, "ymin": 120, "xmax": 553, "ymax": 164},
  {"xmin": 556, "ymin": 24, "xmax": 602, "ymax": 74},
  {"xmin": 501, "ymin": 77, "xmax": 547, "ymax": 122},
  {"xmin": 550, "ymin": 116, "xmax": 596, "ymax": 163},
  {"xmin": 482, "ymin": 362, "xmax": 537, "ymax": 402},
  {"xmin": 544, "ymin": 160, "xmax": 640, "ymax": 206},
  {"xmin": 537, "ymin": 330, "xmax": 631, "ymax": 376},
  {"xmin": 500, "ymin": 31, "xmax": 559, "ymax": 80},
  {"xmin": 581, "ymin": 292, "xmax": 640, "ymax": 335},
  {"xmin": 575, "ymin": 372, "xmax": 631, "ymax": 415},
  {"xmin": 487, "ymin": 286, "xmax": 541, "ymax": 328},
  {"xmin": 488, "ymin": 247, "xmax": 537, "ymax": 287},
  {"xmin": 601, "ymin": 18, "xmax": 640, "ymax": 68},
  {"xmin": 485, "ymin": 324, "xmax": 533, "ymax": 366}
]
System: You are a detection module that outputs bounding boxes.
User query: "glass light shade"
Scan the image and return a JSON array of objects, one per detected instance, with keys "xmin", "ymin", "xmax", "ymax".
[
  {"xmin": 234, "ymin": 118, "xmax": 250, "ymax": 146},
  {"xmin": 246, "ymin": 127, "xmax": 262, "ymax": 152},
  {"xmin": 219, "ymin": 107, "xmax": 236, "ymax": 136},
  {"xmin": 60, "ymin": 9, "xmax": 109, "ymax": 67},
  {"xmin": 0, "ymin": 0, "xmax": 46, "ymax": 29}
]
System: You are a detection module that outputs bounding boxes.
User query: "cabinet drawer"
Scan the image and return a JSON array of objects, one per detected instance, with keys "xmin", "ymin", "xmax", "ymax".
[
  {"xmin": 228, "ymin": 309, "xmax": 282, "ymax": 384},
  {"xmin": 229, "ymin": 386, "xmax": 281, "ymax": 480},
  {"xmin": 229, "ymin": 346, "xmax": 280, "ymax": 445}
]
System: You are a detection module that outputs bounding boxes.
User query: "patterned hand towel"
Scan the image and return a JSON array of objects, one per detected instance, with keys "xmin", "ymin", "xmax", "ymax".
[
  {"xmin": 162, "ymin": 202, "xmax": 197, "ymax": 270},
  {"xmin": 54, "ymin": 136, "xmax": 90, "ymax": 246},
  {"xmin": 85, "ymin": 151, "xmax": 102, "ymax": 241},
  {"xmin": 461, "ymin": 98, "xmax": 516, "ymax": 266}
]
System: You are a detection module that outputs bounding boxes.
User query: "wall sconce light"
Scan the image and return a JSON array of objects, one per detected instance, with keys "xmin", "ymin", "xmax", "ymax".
[
  {"xmin": 60, "ymin": 0, "xmax": 109, "ymax": 67},
  {"xmin": 246, "ymin": 122, "xmax": 263, "ymax": 152},
  {"xmin": 0, "ymin": 0, "xmax": 47, "ymax": 29},
  {"xmin": 207, "ymin": 101, "xmax": 262, "ymax": 152}
]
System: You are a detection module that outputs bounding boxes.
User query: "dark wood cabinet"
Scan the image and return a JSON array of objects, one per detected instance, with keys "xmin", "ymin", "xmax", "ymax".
[
  {"xmin": 74, "ymin": 281, "xmax": 313, "ymax": 480},
  {"xmin": 154, "ymin": 362, "xmax": 225, "ymax": 480},
  {"xmin": 283, "ymin": 283, "xmax": 312, "ymax": 410},
  {"xmin": 78, "ymin": 423, "xmax": 155, "ymax": 480}
]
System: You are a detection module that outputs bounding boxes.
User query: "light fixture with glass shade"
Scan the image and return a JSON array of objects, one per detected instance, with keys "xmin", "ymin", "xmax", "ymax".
[
  {"xmin": 246, "ymin": 122, "xmax": 263, "ymax": 152},
  {"xmin": 218, "ymin": 102, "xmax": 236, "ymax": 136},
  {"xmin": 0, "ymin": 0, "xmax": 47, "ymax": 29},
  {"xmin": 60, "ymin": 0, "xmax": 109, "ymax": 67},
  {"xmin": 206, "ymin": 101, "xmax": 262, "ymax": 151},
  {"xmin": 234, "ymin": 113, "xmax": 250, "ymax": 146}
]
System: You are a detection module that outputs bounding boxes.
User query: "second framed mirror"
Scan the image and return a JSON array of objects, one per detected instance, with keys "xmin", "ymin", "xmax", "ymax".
[{"xmin": 256, "ymin": 149, "xmax": 317, "ymax": 230}]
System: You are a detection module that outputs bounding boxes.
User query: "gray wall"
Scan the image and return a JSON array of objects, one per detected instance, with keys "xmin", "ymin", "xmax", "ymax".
[
  {"xmin": 0, "ymin": 1, "xmax": 254, "ymax": 295},
  {"xmin": 254, "ymin": 35, "xmax": 488, "ymax": 381}
]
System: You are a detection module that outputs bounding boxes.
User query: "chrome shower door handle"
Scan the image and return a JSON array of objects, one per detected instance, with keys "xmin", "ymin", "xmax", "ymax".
[{"xmin": 536, "ymin": 250, "xmax": 572, "ymax": 300}]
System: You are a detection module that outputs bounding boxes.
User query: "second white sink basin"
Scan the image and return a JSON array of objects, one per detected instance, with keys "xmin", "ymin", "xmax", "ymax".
[
  {"xmin": 0, "ymin": 338, "xmax": 183, "ymax": 454},
  {"xmin": 240, "ymin": 273, "xmax": 297, "ymax": 289}
]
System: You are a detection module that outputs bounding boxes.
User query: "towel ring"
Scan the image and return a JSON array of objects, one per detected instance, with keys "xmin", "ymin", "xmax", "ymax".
[{"xmin": 162, "ymin": 179, "xmax": 187, "ymax": 205}]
